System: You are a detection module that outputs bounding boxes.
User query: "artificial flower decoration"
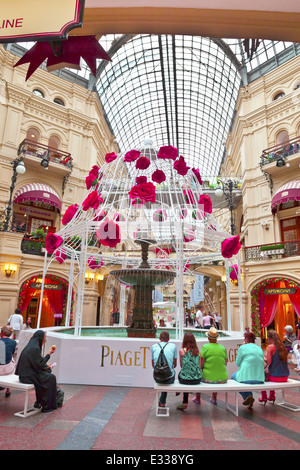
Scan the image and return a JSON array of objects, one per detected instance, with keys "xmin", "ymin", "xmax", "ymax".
[
  {"xmin": 229, "ymin": 264, "xmax": 242, "ymax": 282},
  {"xmin": 183, "ymin": 261, "xmax": 190, "ymax": 272},
  {"xmin": 88, "ymin": 256, "xmax": 103, "ymax": 270},
  {"xmin": 183, "ymin": 230, "xmax": 195, "ymax": 243},
  {"xmin": 124, "ymin": 149, "xmax": 141, "ymax": 162},
  {"xmin": 174, "ymin": 156, "xmax": 190, "ymax": 176},
  {"xmin": 157, "ymin": 145, "xmax": 178, "ymax": 160},
  {"xmin": 192, "ymin": 209, "xmax": 204, "ymax": 220},
  {"xmin": 13, "ymin": 36, "xmax": 111, "ymax": 81},
  {"xmin": 128, "ymin": 182, "xmax": 156, "ymax": 203},
  {"xmin": 114, "ymin": 213, "xmax": 126, "ymax": 221},
  {"xmin": 192, "ymin": 168, "xmax": 203, "ymax": 185},
  {"xmin": 86, "ymin": 165, "xmax": 100, "ymax": 190},
  {"xmin": 153, "ymin": 209, "xmax": 167, "ymax": 222},
  {"xmin": 96, "ymin": 219, "xmax": 121, "ymax": 248},
  {"xmin": 93, "ymin": 209, "xmax": 107, "ymax": 221},
  {"xmin": 45, "ymin": 232, "xmax": 63, "ymax": 254},
  {"xmin": 55, "ymin": 249, "xmax": 67, "ymax": 264},
  {"xmin": 221, "ymin": 235, "xmax": 242, "ymax": 259},
  {"xmin": 183, "ymin": 189, "xmax": 195, "ymax": 205},
  {"xmin": 180, "ymin": 208, "xmax": 187, "ymax": 219},
  {"xmin": 136, "ymin": 156, "xmax": 150, "ymax": 170},
  {"xmin": 131, "ymin": 198, "xmax": 145, "ymax": 208},
  {"xmin": 198, "ymin": 194, "xmax": 213, "ymax": 214},
  {"xmin": 151, "ymin": 169, "xmax": 166, "ymax": 184},
  {"xmin": 105, "ymin": 152, "xmax": 118, "ymax": 163},
  {"xmin": 82, "ymin": 190, "xmax": 103, "ymax": 211},
  {"xmin": 62, "ymin": 204, "xmax": 78, "ymax": 225},
  {"xmin": 136, "ymin": 176, "xmax": 147, "ymax": 184}
]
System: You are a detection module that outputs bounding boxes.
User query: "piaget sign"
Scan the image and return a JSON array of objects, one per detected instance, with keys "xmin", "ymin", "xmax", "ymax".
[{"xmin": 0, "ymin": 0, "xmax": 84, "ymax": 42}]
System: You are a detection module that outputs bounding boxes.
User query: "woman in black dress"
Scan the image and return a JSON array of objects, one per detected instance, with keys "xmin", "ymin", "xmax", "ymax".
[{"xmin": 15, "ymin": 330, "xmax": 57, "ymax": 413}]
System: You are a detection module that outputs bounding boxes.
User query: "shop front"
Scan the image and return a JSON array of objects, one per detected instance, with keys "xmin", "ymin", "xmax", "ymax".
[
  {"xmin": 251, "ymin": 277, "xmax": 300, "ymax": 345},
  {"xmin": 17, "ymin": 274, "xmax": 73, "ymax": 328}
]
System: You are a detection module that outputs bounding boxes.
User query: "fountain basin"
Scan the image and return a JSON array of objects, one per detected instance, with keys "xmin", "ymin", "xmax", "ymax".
[{"xmin": 110, "ymin": 268, "xmax": 175, "ymax": 286}]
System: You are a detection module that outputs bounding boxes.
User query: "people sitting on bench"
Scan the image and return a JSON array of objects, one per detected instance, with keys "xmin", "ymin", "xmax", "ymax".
[
  {"xmin": 0, "ymin": 325, "xmax": 17, "ymax": 397},
  {"xmin": 176, "ymin": 333, "xmax": 201, "ymax": 410}
]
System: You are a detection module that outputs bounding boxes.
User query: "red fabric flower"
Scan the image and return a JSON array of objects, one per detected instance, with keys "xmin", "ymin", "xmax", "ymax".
[
  {"xmin": 192, "ymin": 167, "xmax": 203, "ymax": 185},
  {"xmin": 151, "ymin": 169, "xmax": 166, "ymax": 184},
  {"xmin": 62, "ymin": 204, "xmax": 78, "ymax": 225},
  {"xmin": 131, "ymin": 198, "xmax": 145, "ymax": 208},
  {"xmin": 124, "ymin": 149, "xmax": 141, "ymax": 162},
  {"xmin": 88, "ymin": 256, "xmax": 103, "ymax": 270},
  {"xmin": 128, "ymin": 182, "xmax": 156, "ymax": 203},
  {"xmin": 192, "ymin": 209, "xmax": 204, "ymax": 220},
  {"xmin": 114, "ymin": 213, "xmax": 126, "ymax": 221},
  {"xmin": 136, "ymin": 176, "xmax": 147, "ymax": 184},
  {"xmin": 56, "ymin": 249, "xmax": 66, "ymax": 264},
  {"xmin": 174, "ymin": 155, "xmax": 190, "ymax": 176},
  {"xmin": 157, "ymin": 145, "xmax": 178, "ymax": 160},
  {"xmin": 45, "ymin": 232, "xmax": 63, "ymax": 254},
  {"xmin": 221, "ymin": 236, "xmax": 241, "ymax": 259},
  {"xmin": 82, "ymin": 190, "xmax": 103, "ymax": 211},
  {"xmin": 105, "ymin": 152, "xmax": 118, "ymax": 163},
  {"xmin": 136, "ymin": 156, "xmax": 150, "ymax": 170},
  {"xmin": 198, "ymin": 194, "xmax": 213, "ymax": 214},
  {"xmin": 183, "ymin": 189, "xmax": 195, "ymax": 205},
  {"xmin": 93, "ymin": 209, "xmax": 107, "ymax": 221},
  {"xmin": 153, "ymin": 209, "xmax": 167, "ymax": 222},
  {"xmin": 229, "ymin": 264, "xmax": 241, "ymax": 281},
  {"xmin": 96, "ymin": 219, "xmax": 121, "ymax": 248},
  {"xmin": 183, "ymin": 230, "xmax": 195, "ymax": 242},
  {"xmin": 85, "ymin": 165, "xmax": 100, "ymax": 190}
]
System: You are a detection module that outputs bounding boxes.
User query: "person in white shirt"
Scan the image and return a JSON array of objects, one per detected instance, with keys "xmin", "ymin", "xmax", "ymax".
[
  {"xmin": 8, "ymin": 308, "xmax": 24, "ymax": 340},
  {"xmin": 195, "ymin": 306, "xmax": 204, "ymax": 329}
]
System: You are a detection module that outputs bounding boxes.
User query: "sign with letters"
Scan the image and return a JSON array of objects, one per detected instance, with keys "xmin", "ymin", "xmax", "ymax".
[
  {"xmin": 0, "ymin": 0, "xmax": 84, "ymax": 43},
  {"xmin": 30, "ymin": 282, "xmax": 63, "ymax": 290},
  {"xmin": 263, "ymin": 287, "xmax": 297, "ymax": 295}
]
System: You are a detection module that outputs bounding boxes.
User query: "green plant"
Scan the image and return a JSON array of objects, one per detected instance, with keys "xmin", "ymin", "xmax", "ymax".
[
  {"xmin": 30, "ymin": 228, "xmax": 46, "ymax": 240},
  {"xmin": 259, "ymin": 244, "xmax": 284, "ymax": 251}
]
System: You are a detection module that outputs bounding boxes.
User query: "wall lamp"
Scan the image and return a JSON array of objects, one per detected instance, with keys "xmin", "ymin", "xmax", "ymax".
[
  {"xmin": 276, "ymin": 157, "xmax": 285, "ymax": 167},
  {"xmin": 85, "ymin": 272, "xmax": 95, "ymax": 284},
  {"xmin": 96, "ymin": 274, "xmax": 104, "ymax": 281},
  {"xmin": 4, "ymin": 264, "xmax": 17, "ymax": 277},
  {"xmin": 40, "ymin": 157, "xmax": 49, "ymax": 169}
]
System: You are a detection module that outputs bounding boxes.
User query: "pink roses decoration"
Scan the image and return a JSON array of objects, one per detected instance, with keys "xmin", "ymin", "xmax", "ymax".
[
  {"xmin": 82, "ymin": 190, "xmax": 103, "ymax": 211},
  {"xmin": 136, "ymin": 156, "xmax": 150, "ymax": 170},
  {"xmin": 157, "ymin": 145, "xmax": 178, "ymax": 160},
  {"xmin": 229, "ymin": 264, "xmax": 241, "ymax": 282},
  {"xmin": 88, "ymin": 256, "xmax": 104, "ymax": 270},
  {"xmin": 151, "ymin": 169, "xmax": 166, "ymax": 184},
  {"xmin": 105, "ymin": 152, "xmax": 118, "ymax": 163},
  {"xmin": 86, "ymin": 165, "xmax": 101, "ymax": 190},
  {"xmin": 221, "ymin": 236, "xmax": 241, "ymax": 259},
  {"xmin": 192, "ymin": 168, "xmax": 203, "ymax": 185},
  {"xmin": 129, "ymin": 182, "xmax": 156, "ymax": 203},
  {"xmin": 124, "ymin": 149, "xmax": 141, "ymax": 162},
  {"xmin": 96, "ymin": 219, "xmax": 121, "ymax": 248},
  {"xmin": 153, "ymin": 209, "xmax": 167, "ymax": 222},
  {"xmin": 62, "ymin": 204, "xmax": 78, "ymax": 225},
  {"xmin": 45, "ymin": 232, "xmax": 63, "ymax": 254},
  {"xmin": 198, "ymin": 194, "xmax": 213, "ymax": 214},
  {"xmin": 174, "ymin": 156, "xmax": 190, "ymax": 176},
  {"xmin": 56, "ymin": 249, "xmax": 67, "ymax": 264}
]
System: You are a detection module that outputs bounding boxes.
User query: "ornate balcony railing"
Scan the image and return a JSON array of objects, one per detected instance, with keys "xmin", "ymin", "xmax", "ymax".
[
  {"xmin": 244, "ymin": 239, "xmax": 300, "ymax": 262},
  {"xmin": 19, "ymin": 139, "xmax": 73, "ymax": 168},
  {"xmin": 260, "ymin": 136, "xmax": 300, "ymax": 167}
]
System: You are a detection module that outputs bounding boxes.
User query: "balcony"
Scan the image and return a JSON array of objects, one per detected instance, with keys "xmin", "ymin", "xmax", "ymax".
[
  {"xmin": 18, "ymin": 139, "xmax": 73, "ymax": 176},
  {"xmin": 244, "ymin": 239, "xmax": 300, "ymax": 262},
  {"xmin": 260, "ymin": 136, "xmax": 300, "ymax": 169}
]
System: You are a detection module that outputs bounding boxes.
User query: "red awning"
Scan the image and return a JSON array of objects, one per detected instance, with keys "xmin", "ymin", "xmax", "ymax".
[
  {"xmin": 14, "ymin": 183, "xmax": 61, "ymax": 211},
  {"xmin": 271, "ymin": 180, "xmax": 300, "ymax": 213}
]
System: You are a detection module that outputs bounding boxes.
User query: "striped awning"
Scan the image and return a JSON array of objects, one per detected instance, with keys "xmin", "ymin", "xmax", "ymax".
[
  {"xmin": 13, "ymin": 183, "xmax": 61, "ymax": 211},
  {"xmin": 271, "ymin": 180, "xmax": 300, "ymax": 213}
]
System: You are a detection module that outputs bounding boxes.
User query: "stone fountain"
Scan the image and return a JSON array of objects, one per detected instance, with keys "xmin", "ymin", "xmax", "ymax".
[{"xmin": 110, "ymin": 238, "xmax": 176, "ymax": 337}]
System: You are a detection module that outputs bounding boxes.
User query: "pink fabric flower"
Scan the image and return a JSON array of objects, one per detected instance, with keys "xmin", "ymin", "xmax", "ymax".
[
  {"xmin": 198, "ymin": 194, "xmax": 213, "ymax": 214},
  {"xmin": 56, "ymin": 249, "xmax": 67, "ymax": 264},
  {"xmin": 129, "ymin": 182, "xmax": 156, "ymax": 203},
  {"xmin": 86, "ymin": 165, "xmax": 100, "ymax": 190},
  {"xmin": 192, "ymin": 209, "xmax": 204, "ymax": 220},
  {"xmin": 136, "ymin": 156, "xmax": 150, "ymax": 170},
  {"xmin": 105, "ymin": 152, "xmax": 118, "ymax": 163},
  {"xmin": 114, "ymin": 213, "xmax": 126, "ymax": 221},
  {"xmin": 45, "ymin": 232, "xmax": 63, "ymax": 254},
  {"xmin": 136, "ymin": 176, "xmax": 147, "ymax": 184},
  {"xmin": 157, "ymin": 145, "xmax": 178, "ymax": 160},
  {"xmin": 180, "ymin": 208, "xmax": 187, "ymax": 219},
  {"xmin": 124, "ymin": 149, "xmax": 141, "ymax": 162},
  {"xmin": 183, "ymin": 261, "xmax": 190, "ymax": 272},
  {"xmin": 153, "ymin": 209, "xmax": 167, "ymax": 222},
  {"xmin": 96, "ymin": 219, "xmax": 121, "ymax": 248},
  {"xmin": 183, "ymin": 230, "xmax": 195, "ymax": 243},
  {"xmin": 229, "ymin": 264, "xmax": 241, "ymax": 282},
  {"xmin": 151, "ymin": 169, "xmax": 166, "ymax": 184},
  {"xmin": 82, "ymin": 190, "xmax": 103, "ymax": 211},
  {"xmin": 183, "ymin": 189, "xmax": 195, "ymax": 205},
  {"xmin": 192, "ymin": 168, "xmax": 203, "ymax": 185},
  {"xmin": 93, "ymin": 209, "xmax": 107, "ymax": 221},
  {"xmin": 174, "ymin": 156, "xmax": 190, "ymax": 176},
  {"xmin": 62, "ymin": 204, "xmax": 78, "ymax": 225},
  {"xmin": 131, "ymin": 198, "xmax": 145, "ymax": 208},
  {"xmin": 88, "ymin": 256, "xmax": 103, "ymax": 270},
  {"xmin": 221, "ymin": 236, "xmax": 241, "ymax": 259}
]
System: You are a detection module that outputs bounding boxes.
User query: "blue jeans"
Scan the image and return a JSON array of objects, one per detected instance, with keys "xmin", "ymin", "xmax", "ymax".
[
  {"xmin": 231, "ymin": 372, "xmax": 264, "ymax": 400},
  {"xmin": 159, "ymin": 375, "xmax": 175, "ymax": 405}
]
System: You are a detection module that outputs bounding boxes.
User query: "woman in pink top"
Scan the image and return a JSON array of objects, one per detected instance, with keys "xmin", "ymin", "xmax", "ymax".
[{"xmin": 202, "ymin": 314, "xmax": 212, "ymax": 329}]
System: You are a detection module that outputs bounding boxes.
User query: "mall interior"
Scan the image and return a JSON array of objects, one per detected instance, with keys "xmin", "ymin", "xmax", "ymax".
[{"xmin": 0, "ymin": 2, "xmax": 299, "ymax": 452}]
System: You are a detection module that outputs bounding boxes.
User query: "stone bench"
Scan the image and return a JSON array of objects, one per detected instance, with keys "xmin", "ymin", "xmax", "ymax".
[{"xmin": 0, "ymin": 374, "xmax": 40, "ymax": 418}]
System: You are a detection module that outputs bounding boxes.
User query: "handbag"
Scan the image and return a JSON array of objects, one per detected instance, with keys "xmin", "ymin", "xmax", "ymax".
[{"xmin": 264, "ymin": 360, "xmax": 280, "ymax": 382}]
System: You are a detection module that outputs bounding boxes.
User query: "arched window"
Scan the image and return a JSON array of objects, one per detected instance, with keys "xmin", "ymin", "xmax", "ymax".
[
  {"xmin": 273, "ymin": 91, "xmax": 285, "ymax": 100},
  {"xmin": 54, "ymin": 97, "xmax": 65, "ymax": 106},
  {"xmin": 48, "ymin": 135, "xmax": 60, "ymax": 150},
  {"xmin": 276, "ymin": 130, "xmax": 289, "ymax": 145},
  {"xmin": 26, "ymin": 127, "xmax": 40, "ymax": 143},
  {"xmin": 32, "ymin": 88, "xmax": 44, "ymax": 98}
]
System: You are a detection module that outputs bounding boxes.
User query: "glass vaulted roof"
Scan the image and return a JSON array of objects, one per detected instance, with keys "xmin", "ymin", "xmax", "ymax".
[{"xmin": 95, "ymin": 34, "xmax": 299, "ymax": 176}]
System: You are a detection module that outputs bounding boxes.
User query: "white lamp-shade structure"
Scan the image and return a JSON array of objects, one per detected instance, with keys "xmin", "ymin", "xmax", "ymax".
[
  {"xmin": 16, "ymin": 161, "xmax": 26, "ymax": 174},
  {"xmin": 214, "ymin": 187, "xmax": 223, "ymax": 198}
]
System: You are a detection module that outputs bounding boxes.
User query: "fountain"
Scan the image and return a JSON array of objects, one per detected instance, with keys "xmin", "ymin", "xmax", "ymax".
[{"xmin": 111, "ymin": 238, "xmax": 175, "ymax": 337}]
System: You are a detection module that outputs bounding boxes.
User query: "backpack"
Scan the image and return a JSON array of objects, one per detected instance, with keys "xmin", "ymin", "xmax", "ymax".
[{"xmin": 153, "ymin": 343, "xmax": 173, "ymax": 383}]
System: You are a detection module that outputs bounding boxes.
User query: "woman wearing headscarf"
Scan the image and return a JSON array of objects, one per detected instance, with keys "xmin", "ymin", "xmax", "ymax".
[{"xmin": 15, "ymin": 330, "xmax": 57, "ymax": 413}]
